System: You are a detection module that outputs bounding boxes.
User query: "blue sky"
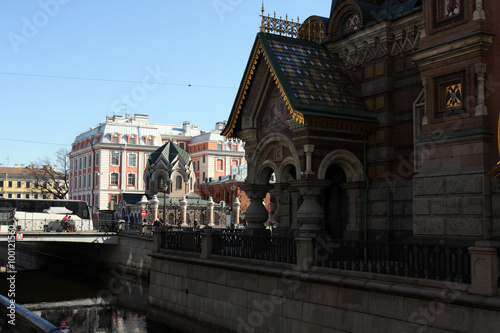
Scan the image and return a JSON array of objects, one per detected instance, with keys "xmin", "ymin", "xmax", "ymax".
[{"xmin": 0, "ymin": 0, "xmax": 331, "ymax": 167}]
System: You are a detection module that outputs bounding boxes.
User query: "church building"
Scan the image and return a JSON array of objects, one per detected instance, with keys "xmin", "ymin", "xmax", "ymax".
[{"xmin": 223, "ymin": 0, "xmax": 500, "ymax": 242}]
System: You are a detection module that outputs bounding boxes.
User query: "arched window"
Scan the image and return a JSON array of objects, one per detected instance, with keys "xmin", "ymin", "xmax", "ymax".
[
  {"xmin": 158, "ymin": 175, "xmax": 165, "ymax": 189},
  {"xmin": 176, "ymin": 176, "xmax": 182, "ymax": 190}
]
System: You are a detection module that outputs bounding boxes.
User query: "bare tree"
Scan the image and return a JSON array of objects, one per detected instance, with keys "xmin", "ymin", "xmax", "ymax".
[{"xmin": 25, "ymin": 147, "xmax": 70, "ymax": 199}]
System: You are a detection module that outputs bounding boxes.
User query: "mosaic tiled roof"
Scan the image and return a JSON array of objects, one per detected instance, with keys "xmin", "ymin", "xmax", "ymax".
[
  {"xmin": 223, "ymin": 32, "xmax": 377, "ymax": 137},
  {"xmin": 263, "ymin": 33, "xmax": 367, "ymax": 114},
  {"xmin": 149, "ymin": 141, "xmax": 191, "ymax": 166}
]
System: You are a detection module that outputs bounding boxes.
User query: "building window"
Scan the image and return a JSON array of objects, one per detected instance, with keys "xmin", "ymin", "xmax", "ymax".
[
  {"xmin": 197, "ymin": 161, "xmax": 200, "ymax": 171},
  {"xmin": 129, "ymin": 137, "xmax": 136, "ymax": 145},
  {"xmin": 7, "ymin": 193, "xmax": 12, "ymax": 198},
  {"xmin": 216, "ymin": 159, "xmax": 224, "ymax": 171},
  {"xmin": 8, "ymin": 181, "xmax": 12, "ymax": 188},
  {"xmin": 110, "ymin": 173, "xmax": 119, "ymax": 186},
  {"xmin": 217, "ymin": 143, "xmax": 222, "ymax": 150},
  {"xmin": 147, "ymin": 138, "xmax": 153, "ymax": 146},
  {"xmin": 128, "ymin": 153, "xmax": 137, "ymax": 167},
  {"xmin": 203, "ymin": 144, "xmax": 206, "ymax": 150},
  {"xmin": 95, "ymin": 152, "xmax": 99, "ymax": 166},
  {"xmin": 158, "ymin": 175, "xmax": 165, "ymax": 189},
  {"xmin": 232, "ymin": 145, "xmax": 238, "ymax": 151},
  {"xmin": 127, "ymin": 173, "xmax": 136, "ymax": 186},
  {"xmin": 112, "ymin": 136, "xmax": 119, "ymax": 143},
  {"xmin": 176, "ymin": 176, "xmax": 182, "ymax": 190},
  {"xmin": 95, "ymin": 173, "xmax": 99, "ymax": 187},
  {"xmin": 34, "ymin": 193, "xmax": 38, "ymax": 199},
  {"xmin": 179, "ymin": 142, "xmax": 185, "ymax": 150},
  {"xmin": 17, "ymin": 181, "xmax": 21, "ymax": 188},
  {"xmin": 16, "ymin": 193, "xmax": 21, "ymax": 199},
  {"xmin": 0, "ymin": 181, "xmax": 3, "ymax": 187},
  {"xmin": 202, "ymin": 172, "xmax": 206, "ymax": 181},
  {"xmin": 84, "ymin": 156, "xmax": 87, "ymax": 168},
  {"xmin": 202, "ymin": 155, "xmax": 205, "ymax": 163},
  {"xmin": 111, "ymin": 152, "xmax": 120, "ymax": 166},
  {"xmin": 25, "ymin": 194, "xmax": 29, "ymax": 199},
  {"xmin": 83, "ymin": 175, "xmax": 86, "ymax": 188}
]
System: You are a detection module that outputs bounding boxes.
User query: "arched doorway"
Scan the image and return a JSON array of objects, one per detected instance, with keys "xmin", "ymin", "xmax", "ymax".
[{"xmin": 324, "ymin": 164, "xmax": 348, "ymax": 238}]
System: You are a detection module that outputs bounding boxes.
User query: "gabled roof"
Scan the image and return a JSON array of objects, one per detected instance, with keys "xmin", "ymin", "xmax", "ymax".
[
  {"xmin": 149, "ymin": 141, "xmax": 191, "ymax": 166},
  {"xmin": 222, "ymin": 32, "xmax": 377, "ymax": 137}
]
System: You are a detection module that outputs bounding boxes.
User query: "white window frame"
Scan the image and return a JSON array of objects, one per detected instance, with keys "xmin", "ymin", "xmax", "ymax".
[
  {"xmin": 127, "ymin": 173, "xmax": 136, "ymax": 186},
  {"xmin": 128, "ymin": 153, "xmax": 137, "ymax": 167},
  {"xmin": 110, "ymin": 172, "xmax": 119, "ymax": 186}
]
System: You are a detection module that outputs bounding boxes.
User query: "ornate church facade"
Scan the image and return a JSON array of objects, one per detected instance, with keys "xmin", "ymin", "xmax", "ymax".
[{"xmin": 223, "ymin": 0, "xmax": 500, "ymax": 242}]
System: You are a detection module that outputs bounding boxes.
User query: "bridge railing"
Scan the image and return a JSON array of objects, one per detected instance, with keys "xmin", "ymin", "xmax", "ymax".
[{"xmin": 11, "ymin": 218, "xmax": 94, "ymax": 232}]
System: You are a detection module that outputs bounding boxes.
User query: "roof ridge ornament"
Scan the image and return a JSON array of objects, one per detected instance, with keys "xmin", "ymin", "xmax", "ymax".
[{"xmin": 259, "ymin": 1, "xmax": 300, "ymax": 38}]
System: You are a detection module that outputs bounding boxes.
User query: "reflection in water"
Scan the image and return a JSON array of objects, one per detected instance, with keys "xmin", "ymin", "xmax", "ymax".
[{"xmin": 0, "ymin": 270, "xmax": 181, "ymax": 332}]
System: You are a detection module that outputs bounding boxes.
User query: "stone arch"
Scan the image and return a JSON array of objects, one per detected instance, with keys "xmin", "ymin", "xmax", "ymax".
[
  {"xmin": 256, "ymin": 161, "xmax": 278, "ymax": 185},
  {"xmin": 328, "ymin": 1, "xmax": 363, "ymax": 39},
  {"xmin": 248, "ymin": 133, "xmax": 300, "ymax": 184},
  {"xmin": 278, "ymin": 157, "xmax": 299, "ymax": 183},
  {"xmin": 318, "ymin": 150, "xmax": 364, "ymax": 182}
]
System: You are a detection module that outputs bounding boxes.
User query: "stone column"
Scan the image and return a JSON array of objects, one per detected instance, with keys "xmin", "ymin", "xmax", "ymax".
[
  {"xmin": 292, "ymin": 179, "xmax": 329, "ymax": 231},
  {"xmin": 207, "ymin": 196, "xmax": 215, "ymax": 227},
  {"xmin": 233, "ymin": 197, "xmax": 241, "ymax": 226},
  {"xmin": 474, "ymin": 63, "xmax": 487, "ymax": 116},
  {"xmin": 150, "ymin": 195, "xmax": 159, "ymax": 222},
  {"xmin": 304, "ymin": 144, "xmax": 315, "ymax": 175},
  {"xmin": 468, "ymin": 240, "xmax": 500, "ymax": 296},
  {"xmin": 342, "ymin": 182, "xmax": 365, "ymax": 240},
  {"xmin": 270, "ymin": 183, "xmax": 291, "ymax": 235},
  {"xmin": 180, "ymin": 196, "xmax": 188, "ymax": 227},
  {"xmin": 239, "ymin": 183, "xmax": 273, "ymax": 233}
]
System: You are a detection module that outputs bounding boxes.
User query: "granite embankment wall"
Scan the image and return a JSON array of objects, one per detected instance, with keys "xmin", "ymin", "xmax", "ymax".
[{"xmin": 148, "ymin": 251, "xmax": 500, "ymax": 333}]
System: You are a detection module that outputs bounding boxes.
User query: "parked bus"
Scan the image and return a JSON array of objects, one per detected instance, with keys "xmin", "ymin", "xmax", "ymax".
[{"xmin": 0, "ymin": 198, "xmax": 92, "ymax": 232}]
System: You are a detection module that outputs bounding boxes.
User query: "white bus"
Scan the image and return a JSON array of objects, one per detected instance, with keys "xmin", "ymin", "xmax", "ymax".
[{"xmin": 0, "ymin": 198, "xmax": 92, "ymax": 232}]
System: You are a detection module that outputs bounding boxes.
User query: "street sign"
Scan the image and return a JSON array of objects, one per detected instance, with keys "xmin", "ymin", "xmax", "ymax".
[
  {"xmin": 141, "ymin": 211, "xmax": 146, "ymax": 217},
  {"xmin": 16, "ymin": 232, "xmax": 24, "ymax": 241}
]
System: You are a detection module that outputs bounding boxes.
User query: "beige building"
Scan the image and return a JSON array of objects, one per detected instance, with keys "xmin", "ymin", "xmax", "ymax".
[{"xmin": 0, "ymin": 165, "xmax": 62, "ymax": 200}]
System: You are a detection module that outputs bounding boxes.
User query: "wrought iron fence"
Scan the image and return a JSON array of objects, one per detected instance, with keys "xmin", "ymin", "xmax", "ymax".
[
  {"xmin": 162, "ymin": 231, "xmax": 202, "ymax": 253},
  {"xmin": 212, "ymin": 232, "xmax": 296, "ymax": 264},
  {"xmin": 314, "ymin": 239, "xmax": 471, "ymax": 283}
]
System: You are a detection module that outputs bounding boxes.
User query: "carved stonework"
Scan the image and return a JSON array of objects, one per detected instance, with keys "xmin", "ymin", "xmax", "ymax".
[{"xmin": 261, "ymin": 86, "xmax": 291, "ymax": 133}]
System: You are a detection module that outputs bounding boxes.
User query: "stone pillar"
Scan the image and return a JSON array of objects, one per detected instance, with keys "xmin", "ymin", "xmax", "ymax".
[
  {"xmin": 304, "ymin": 144, "xmax": 315, "ymax": 175},
  {"xmin": 180, "ymin": 196, "xmax": 188, "ymax": 227},
  {"xmin": 233, "ymin": 197, "xmax": 241, "ymax": 226},
  {"xmin": 475, "ymin": 63, "xmax": 487, "ymax": 116},
  {"xmin": 200, "ymin": 228, "xmax": 214, "ymax": 259},
  {"xmin": 292, "ymin": 179, "xmax": 328, "ymax": 231},
  {"xmin": 150, "ymin": 195, "xmax": 159, "ymax": 222},
  {"xmin": 207, "ymin": 196, "xmax": 215, "ymax": 227},
  {"xmin": 239, "ymin": 183, "xmax": 273, "ymax": 233},
  {"xmin": 152, "ymin": 230, "xmax": 163, "ymax": 252},
  {"xmin": 295, "ymin": 231, "xmax": 316, "ymax": 271},
  {"xmin": 468, "ymin": 241, "xmax": 500, "ymax": 296},
  {"xmin": 473, "ymin": 0, "xmax": 486, "ymax": 20}
]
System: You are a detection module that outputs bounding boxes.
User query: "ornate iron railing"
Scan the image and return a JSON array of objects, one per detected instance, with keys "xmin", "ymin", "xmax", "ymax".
[
  {"xmin": 314, "ymin": 239, "xmax": 471, "ymax": 283},
  {"xmin": 212, "ymin": 232, "xmax": 296, "ymax": 264},
  {"xmin": 162, "ymin": 231, "xmax": 202, "ymax": 253},
  {"xmin": 261, "ymin": 12, "xmax": 301, "ymax": 38}
]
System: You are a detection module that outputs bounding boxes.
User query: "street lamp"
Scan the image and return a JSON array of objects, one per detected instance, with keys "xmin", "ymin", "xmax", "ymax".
[
  {"xmin": 162, "ymin": 184, "xmax": 169, "ymax": 225},
  {"xmin": 139, "ymin": 195, "xmax": 148, "ymax": 223}
]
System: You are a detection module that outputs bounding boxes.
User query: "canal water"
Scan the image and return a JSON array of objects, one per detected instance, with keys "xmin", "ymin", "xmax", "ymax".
[{"xmin": 0, "ymin": 269, "xmax": 183, "ymax": 332}]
